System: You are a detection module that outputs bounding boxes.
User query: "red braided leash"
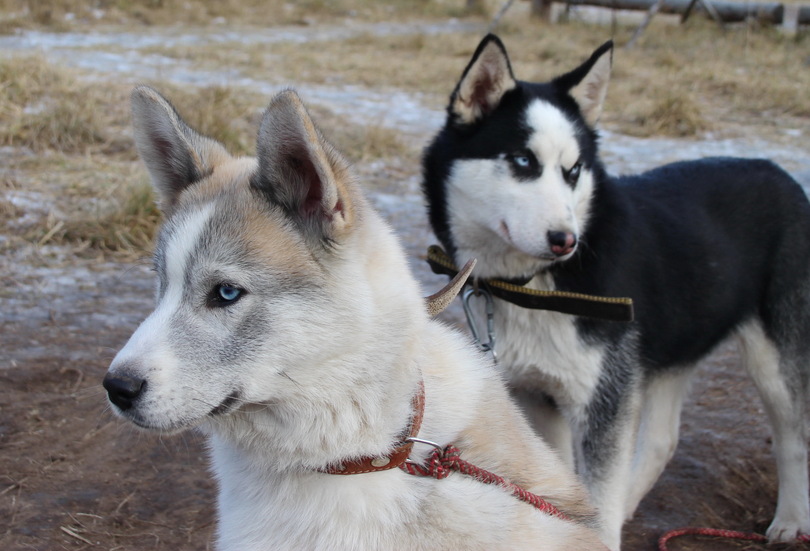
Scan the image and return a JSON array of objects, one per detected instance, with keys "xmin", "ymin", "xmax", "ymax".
[
  {"xmin": 399, "ymin": 443, "xmax": 569, "ymax": 521},
  {"xmin": 658, "ymin": 527, "xmax": 810, "ymax": 550}
]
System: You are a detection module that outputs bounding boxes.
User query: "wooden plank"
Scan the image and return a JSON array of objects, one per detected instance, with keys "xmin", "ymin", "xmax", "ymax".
[{"xmin": 563, "ymin": 0, "xmax": 804, "ymax": 23}]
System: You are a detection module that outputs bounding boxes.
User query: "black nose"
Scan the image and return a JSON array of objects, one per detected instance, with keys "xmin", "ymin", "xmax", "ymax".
[
  {"xmin": 103, "ymin": 373, "xmax": 146, "ymax": 411},
  {"xmin": 547, "ymin": 231, "xmax": 577, "ymax": 257}
]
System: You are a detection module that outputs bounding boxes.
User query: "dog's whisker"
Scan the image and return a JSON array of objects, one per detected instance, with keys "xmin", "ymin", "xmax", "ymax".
[{"xmin": 278, "ymin": 371, "xmax": 302, "ymax": 389}]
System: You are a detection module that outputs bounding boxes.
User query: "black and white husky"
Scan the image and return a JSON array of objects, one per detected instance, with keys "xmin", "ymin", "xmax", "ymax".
[{"xmin": 422, "ymin": 34, "xmax": 810, "ymax": 549}]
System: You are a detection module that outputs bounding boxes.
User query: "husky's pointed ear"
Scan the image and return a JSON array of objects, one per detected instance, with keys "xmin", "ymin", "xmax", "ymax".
[
  {"xmin": 449, "ymin": 34, "xmax": 516, "ymax": 125},
  {"xmin": 131, "ymin": 86, "xmax": 230, "ymax": 213},
  {"xmin": 555, "ymin": 41, "xmax": 613, "ymax": 128},
  {"xmin": 253, "ymin": 89, "xmax": 354, "ymax": 245}
]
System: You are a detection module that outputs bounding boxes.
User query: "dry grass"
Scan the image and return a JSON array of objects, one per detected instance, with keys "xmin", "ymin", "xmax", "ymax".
[
  {"xmin": 58, "ymin": 178, "xmax": 160, "ymax": 255},
  {"xmin": 137, "ymin": 14, "xmax": 809, "ymax": 139},
  {"xmin": 162, "ymin": 85, "xmax": 263, "ymax": 157},
  {"xmin": 480, "ymin": 16, "xmax": 810, "ymax": 137},
  {"xmin": 0, "ymin": 3, "xmax": 807, "ymax": 258},
  {"xmin": 0, "ymin": 177, "xmax": 24, "ymax": 228},
  {"xmin": 308, "ymin": 104, "xmax": 417, "ymax": 164},
  {"xmin": 0, "ymin": 56, "xmax": 266, "ymax": 156},
  {"xmin": 0, "ymin": 54, "xmax": 414, "ymax": 257},
  {"xmin": 139, "ymin": 31, "xmax": 479, "ymax": 100},
  {"xmin": 0, "ymin": 0, "xmax": 470, "ymax": 32},
  {"xmin": 0, "ymin": 154, "xmax": 157, "ymax": 257},
  {"xmin": 0, "ymin": 55, "xmax": 131, "ymax": 153}
]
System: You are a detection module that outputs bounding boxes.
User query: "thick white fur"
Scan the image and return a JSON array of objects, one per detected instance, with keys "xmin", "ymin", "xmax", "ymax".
[
  {"xmin": 106, "ymin": 87, "xmax": 604, "ymax": 550},
  {"xmin": 470, "ymin": 289, "xmax": 635, "ymax": 551}
]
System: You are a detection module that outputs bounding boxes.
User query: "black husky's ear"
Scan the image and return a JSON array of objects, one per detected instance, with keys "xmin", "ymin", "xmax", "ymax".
[
  {"xmin": 130, "ymin": 86, "xmax": 230, "ymax": 214},
  {"xmin": 253, "ymin": 89, "xmax": 354, "ymax": 245},
  {"xmin": 554, "ymin": 41, "xmax": 613, "ymax": 127},
  {"xmin": 449, "ymin": 34, "xmax": 517, "ymax": 125}
]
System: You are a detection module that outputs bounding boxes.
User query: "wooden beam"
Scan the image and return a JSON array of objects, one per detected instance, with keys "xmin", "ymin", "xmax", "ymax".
[{"xmin": 564, "ymin": 0, "xmax": 810, "ymax": 24}]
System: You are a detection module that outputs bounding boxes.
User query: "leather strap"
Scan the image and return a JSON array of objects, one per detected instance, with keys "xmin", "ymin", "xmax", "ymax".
[
  {"xmin": 323, "ymin": 380, "xmax": 425, "ymax": 475},
  {"xmin": 426, "ymin": 245, "xmax": 634, "ymax": 322}
]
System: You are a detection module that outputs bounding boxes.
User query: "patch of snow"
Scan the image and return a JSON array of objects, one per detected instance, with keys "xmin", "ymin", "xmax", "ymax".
[
  {"xmin": 4, "ymin": 190, "xmax": 58, "ymax": 227},
  {"xmin": 0, "ymin": 19, "xmax": 482, "ymax": 53}
]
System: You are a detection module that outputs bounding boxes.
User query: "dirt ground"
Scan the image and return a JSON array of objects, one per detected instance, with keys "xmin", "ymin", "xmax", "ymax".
[
  {"xmin": 2, "ymin": 5, "xmax": 810, "ymax": 551},
  {"xmin": 4, "ymin": 251, "xmax": 806, "ymax": 551}
]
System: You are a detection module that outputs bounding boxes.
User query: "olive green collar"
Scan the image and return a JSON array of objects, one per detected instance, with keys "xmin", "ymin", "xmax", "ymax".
[{"xmin": 426, "ymin": 245, "xmax": 634, "ymax": 322}]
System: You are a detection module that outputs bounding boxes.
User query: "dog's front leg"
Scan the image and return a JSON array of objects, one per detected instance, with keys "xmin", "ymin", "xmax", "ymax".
[
  {"xmin": 574, "ymin": 372, "xmax": 643, "ymax": 551},
  {"xmin": 623, "ymin": 369, "xmax": 693, "ymax": 520}
]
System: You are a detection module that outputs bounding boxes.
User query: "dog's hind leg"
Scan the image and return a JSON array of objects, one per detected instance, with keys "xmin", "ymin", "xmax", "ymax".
[
  {"xmin": 623, "ymin": 369, "xmax": 693, "ymax": 520},
  {"xmin": 739, "ymin": 319, "xmax": 810, "ymax": 542}
]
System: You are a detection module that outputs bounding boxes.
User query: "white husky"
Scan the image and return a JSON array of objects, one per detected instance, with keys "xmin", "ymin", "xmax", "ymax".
[{"xmin": 102, "ymin": 86, "xmax": 604, "ymax": 550}]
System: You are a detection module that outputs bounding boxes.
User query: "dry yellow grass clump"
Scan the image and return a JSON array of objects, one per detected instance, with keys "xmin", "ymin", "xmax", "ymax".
[
  {"xmin": 0, "ymin": 53, "xmax": 413, "ymax": 257},
  {"xmin": 0, "ymin": 0, "xmax": 465, "ymax": 31},
  {"xmin": 138, "ymin": 15, "xmax": 807, "ymax": 139},
  {"xmin": 0, "ymin": 55, "xmax": 131, "ymax": 153},
  {"xmin": 0, "ymin": 1, "xmax": 807, "ymax": 259}
]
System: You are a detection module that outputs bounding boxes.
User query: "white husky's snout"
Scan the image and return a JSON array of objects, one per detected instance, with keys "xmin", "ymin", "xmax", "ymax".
[
  {"xmin": 105, "ymin": 312, "xmax": 246, "ymax": 431},
  {"xmin": 105, "ymin": 310, "xmax": 166, "ymax": 414},
  {"xmin": 105, "ymin": 311, "xmax": 204, "ymax": 431}
]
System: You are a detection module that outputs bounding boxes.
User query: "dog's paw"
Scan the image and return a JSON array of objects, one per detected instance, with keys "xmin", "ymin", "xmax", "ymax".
[{"xmin": 766, "ymin": 517, "xmax": 810, "ymax": 543}]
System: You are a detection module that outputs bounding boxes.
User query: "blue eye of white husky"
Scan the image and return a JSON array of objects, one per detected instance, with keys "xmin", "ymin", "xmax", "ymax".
[{"xmin": 209, "ymin": 283, "xmax": 244, "ymax": 307}]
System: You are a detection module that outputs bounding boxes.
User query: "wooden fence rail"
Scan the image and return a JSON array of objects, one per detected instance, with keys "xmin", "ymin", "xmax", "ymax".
[{"xmin": 560, "ymin": 0, "xmax": 809, "ymax": 24}]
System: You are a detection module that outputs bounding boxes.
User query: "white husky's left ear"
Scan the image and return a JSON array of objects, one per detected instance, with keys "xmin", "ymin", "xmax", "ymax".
[
  {"xmin": 131, "ymin": 86, "xmax": 231, "ymax": 214},
  {"xmin": 253, "ymin": 89, "xmax": 355, "ymax": 245},
  {"xmin": 555, "ymin": 41, "xmax": 613, "ymax": 128}
]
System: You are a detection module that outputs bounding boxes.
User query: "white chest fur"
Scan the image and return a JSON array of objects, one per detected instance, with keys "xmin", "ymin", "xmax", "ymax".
[{"xmin": 478, "ymin": 275, "xmax": 605, "ymax": 412}]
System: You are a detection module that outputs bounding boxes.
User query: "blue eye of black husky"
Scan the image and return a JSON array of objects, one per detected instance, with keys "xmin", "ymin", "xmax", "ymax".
[
  {"xmin": 208, "ymin": 283, "xmax": 244, "ymax": 307},
  {"xmin": 506, "ymin": 151, "xmax": 541, "ymax": 181},
  {"xmin": 513, "ymin": 155, "xmax": 531, "ymax": 167},
  {"xmin": 563, "ymin": 161, "xmax": 583, "ymax": 187}
]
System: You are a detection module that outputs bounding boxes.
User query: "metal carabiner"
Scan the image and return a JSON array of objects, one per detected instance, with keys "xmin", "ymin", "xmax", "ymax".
[{"xmin": 461, "ymin": 286, "xmax": 498, "ymax": 364}]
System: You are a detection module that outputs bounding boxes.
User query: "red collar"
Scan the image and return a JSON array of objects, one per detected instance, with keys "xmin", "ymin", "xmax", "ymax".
[{"xmin": 323, "ymin": 380, "xmax": 425, "ymax": 475}]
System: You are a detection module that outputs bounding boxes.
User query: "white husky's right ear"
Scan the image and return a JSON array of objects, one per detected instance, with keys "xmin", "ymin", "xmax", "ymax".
[
  {"xmin": 253, "ymin": 89, "xmax": 355, "ymax": 246},
  {"xmin": 450, "ymin": 34, "xmax": 516, "ymax": 125},
  {"xmin": 131, "ymin": 86, "xmax": 230, "ymax": 213}
]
